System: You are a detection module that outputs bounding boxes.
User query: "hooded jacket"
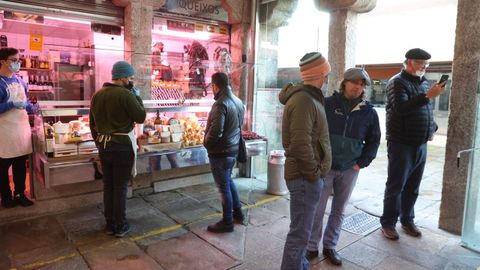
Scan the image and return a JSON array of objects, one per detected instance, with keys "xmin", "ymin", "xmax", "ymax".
[
  {"xmin": 279, "ymin": 83, "xmax": 332, "ymax": 181},
  {"xmin": 325, "ymin": 92, "xmax": 381, "ymax": 171},
  {"xmin": 386, "ymin": 70, "xmax": 437, "ymax": 145},
  {"xmin": 204, "ymin": 86, "xmax": 244, "ymax": 157}
]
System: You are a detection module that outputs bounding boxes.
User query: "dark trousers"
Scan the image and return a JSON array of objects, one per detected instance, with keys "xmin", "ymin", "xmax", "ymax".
[
  {"xmin": 381, "ymin": 141, "xmax": 427, "ymax": 227},
  {"xmin": 0, "ymin": 155, "xmax": 28, "ymax": 201},
  {"xmin": 209, "ymin": 156, "xmax": 241, "ymax": 224},
  {"xmin": 99, "ymin": 144, "xmax": 134, "ymax": 228}
]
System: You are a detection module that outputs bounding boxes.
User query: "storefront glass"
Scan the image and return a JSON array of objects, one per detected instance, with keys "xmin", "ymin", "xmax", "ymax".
[
  {"xmin": 461, "ymin": 91, "xmax": 480, "ymax": 252},
  {"xmin": 253, "ymin": 0, "xmax": 329, "ymax": 179}
]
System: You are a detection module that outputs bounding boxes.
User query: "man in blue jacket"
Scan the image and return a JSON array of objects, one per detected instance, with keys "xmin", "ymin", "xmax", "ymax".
[
  {"xmin": 381, "ymin": 48, "xmax": 445, "ymax": 240},
  {"xmin": 306, "ymin": 68, "xmax": 381, "ymax": 265}
]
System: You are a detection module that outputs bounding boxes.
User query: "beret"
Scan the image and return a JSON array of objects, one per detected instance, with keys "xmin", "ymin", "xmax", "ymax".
[{"xmin": 405, "ymin": 48, "xmax": 431, "ymax": 60}]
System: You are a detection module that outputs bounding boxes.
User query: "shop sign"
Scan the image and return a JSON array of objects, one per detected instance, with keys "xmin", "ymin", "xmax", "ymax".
[
  {"xmin": 167, "ymin": 20, "xmax": 195, "ymax": 33},
  {"xmin": 4, "ymin": 11, "xmax": 44, "ymax": 24},
  {"xmin": 157, "ymin": 0, "xmax": 228, "ymax": 22},
  {"xmin": 29, "ymin": 34, "xmax": 42, "ymax": 51}
]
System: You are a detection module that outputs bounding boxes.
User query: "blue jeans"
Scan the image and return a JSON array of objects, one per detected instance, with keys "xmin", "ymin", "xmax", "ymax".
[
  {"xmin": 281, "ymin": 176, "xmax": 323, "ymax": 270},
  {"xmin": 307, "ymin": 168, "xmax": 359, "ymax": 251},
  {"xmin": 98, "ymin": 143, "xmax": 134, "ymax": 229},
  {"xmin": 209, "ymin": 156, "xmax": 241, "ymax": 224},
  {"xmin": 381, "ymin": 141, "xmax": 427, "ymax": 227}
]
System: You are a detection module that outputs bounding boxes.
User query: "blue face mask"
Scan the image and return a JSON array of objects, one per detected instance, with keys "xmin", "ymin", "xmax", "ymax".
[{"xmin": 9, "ymin": 62, "xmax": 21, "ymax": 73}]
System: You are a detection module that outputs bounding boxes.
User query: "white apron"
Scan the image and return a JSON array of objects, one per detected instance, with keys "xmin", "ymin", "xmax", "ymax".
[
  {"xmin": 0, "ymin": 77, "xmax": 32, "ymax": 158},
  {"xmin": 97, "ymin": 129, "xmax": 138, "ymax": 177}
]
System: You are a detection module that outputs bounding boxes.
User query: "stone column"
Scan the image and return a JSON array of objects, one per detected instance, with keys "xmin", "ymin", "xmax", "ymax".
[
  {"xmin": 314, "ymin": 0, "xmax": 376, "ymax": 96},
  {"xmin": 439, "ymin": 0, "xmax": 480, "ymax": 234},
  {"xmin": 326, "ymin": 9, "xmax": 357, "ymax": 95},
  {"xmin": 114, "ymin": 0, "xmax": 165, "ymax": 99},
  {"xmin": 223, "ymin": 0, "xmax": 252, "ymax": 104}
]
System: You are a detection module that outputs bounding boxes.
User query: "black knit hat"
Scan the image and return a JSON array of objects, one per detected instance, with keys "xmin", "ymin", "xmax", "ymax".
[{"xmin": 405, "ymin": 48, "xmax": 431, "ymax": 60}]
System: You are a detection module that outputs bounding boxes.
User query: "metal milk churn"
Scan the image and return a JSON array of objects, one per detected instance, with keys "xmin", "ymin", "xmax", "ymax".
[{"xmin": 267, "ymin": 150, "xmax": 288, "ymax": 195}]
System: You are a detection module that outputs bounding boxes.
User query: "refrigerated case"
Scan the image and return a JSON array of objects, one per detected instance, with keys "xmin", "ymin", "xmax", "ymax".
[{"xmin": 31, "ymin": 100, "xmax": 267, "ymax": 191}]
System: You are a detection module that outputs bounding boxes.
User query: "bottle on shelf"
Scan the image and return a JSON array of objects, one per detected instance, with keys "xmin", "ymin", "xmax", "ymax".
[
  {"xmin": 25, "ymin": 55, "xmax": 31, "ymax": 69},
  {"xmin": 39, "ymin": 56, "xmax": 45, "ymax": 69},
  {"xmin": 45, "ymin": 127, "xmax": 55, "ymax": 158}
]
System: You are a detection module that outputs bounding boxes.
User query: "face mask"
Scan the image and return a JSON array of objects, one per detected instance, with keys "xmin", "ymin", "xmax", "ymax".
[
  {"xmin": 124, "ymin": 80, "xmax": 134, "ymax": 90},
  {"xmin": 415, "ymin": 70, "xmax": 425, "ymax": 77},
  {"xmin": 9, "ymin": 62, "xmax": 20, "ymax": 73}
]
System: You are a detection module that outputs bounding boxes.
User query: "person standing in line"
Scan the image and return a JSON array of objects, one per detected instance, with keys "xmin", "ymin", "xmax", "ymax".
[
  {"xmin": 204, "ymin": 72, "xmax": 246, "ymax": 233},
  {"xmin": 0, "ymin": 47, "xmax": 35, "ymax": 208},
  {"xmin": 306, "ymin": 68, "xmax": 381, "ymax": 265},
  {"xmin": 279, "ymin": 52, "xmax": 332, "ymax": 270},
  {"xmin": 89, "ymin": 61, "xmax": 146, "ymax": 237},
  {"xmin": 381, "ymin": 48, "xmax": 446, "ymax": 240}
]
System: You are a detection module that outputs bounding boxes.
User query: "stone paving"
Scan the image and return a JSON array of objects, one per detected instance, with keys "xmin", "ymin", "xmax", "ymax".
[{"xmin": 1, "ymin": 141, "xmax": 480, "ymax": 270}]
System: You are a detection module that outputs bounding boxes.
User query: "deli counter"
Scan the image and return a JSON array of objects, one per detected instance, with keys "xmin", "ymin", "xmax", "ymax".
[{"xmin": 31, "ymin": 100, "xmax": 267, "ymax": 189}]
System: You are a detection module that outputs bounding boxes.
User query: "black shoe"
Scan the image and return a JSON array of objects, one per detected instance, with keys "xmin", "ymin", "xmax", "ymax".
[
  {"xmin": 105, "ymin": 221, "xmax": 115, "ymax": 235},
  {"xmin": 233, "ymin": 209, "xmax": 247, "ymax": 225},
  {"xmin": 115, "ymin": 223, "xmax": 130, "ymax": 238},
  {"xmin": 402, "ymin": 223, "xmax": 422, "ymax": 237},
  {"xmin": 323, "ymin": 248, "xmax": 342, "ymax": 266},
  {"xmin": 306, "ymin": 250, "xmax": 318, "ymax": 261},
  {"xmin": 381, "ymin": 226, "xmax": 399, "ymax": 240},
  {"xmin": 207, "ymin": 220, "xmax": 234, "ymax": 233},
  {"xmin": 13, "ymin": 194, "xmax": 34, "ymax": 207},
  {"xmin": 1, "ymin": 197, "xmax": 14, "ymax": 208}
]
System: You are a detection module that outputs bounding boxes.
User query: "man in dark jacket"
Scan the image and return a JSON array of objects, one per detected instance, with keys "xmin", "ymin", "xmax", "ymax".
[
  {"xmin": 381, "ymin": 48, "xmax": 446, "ymax": 240},
  {"xmin": 204, "ymin": 72, "xmax": 245, "ymax": 233},
  {"xmin": 279, "ymin": 52, "xmax": 332, "ymax": 270},
  {"xmin": 90, "ymin": 61, "xmax": 146, "ymax": 238},
  {"xmin": 307, "ymin": 68, "xmax": 381, "ymax": 265}
]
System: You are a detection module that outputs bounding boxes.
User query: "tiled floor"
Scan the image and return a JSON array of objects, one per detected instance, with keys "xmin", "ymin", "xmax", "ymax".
[{"xmin": 1, "ymin": 141, "xmax": 479, "ymax": 269}]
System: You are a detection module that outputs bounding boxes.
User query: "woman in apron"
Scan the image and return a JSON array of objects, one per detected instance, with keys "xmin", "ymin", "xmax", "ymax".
[
  {"xmin": 89, "ymin": 61, "xmax": 146, "ymax": 238},
  {"xmin": 0, "ymin": 47, "xmax": 34, "ymax": 208}
]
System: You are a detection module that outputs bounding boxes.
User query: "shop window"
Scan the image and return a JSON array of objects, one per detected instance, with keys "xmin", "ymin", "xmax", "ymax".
[{"xmin": 0, "ymin": 11, "xmax": 124, "ymax": 101}]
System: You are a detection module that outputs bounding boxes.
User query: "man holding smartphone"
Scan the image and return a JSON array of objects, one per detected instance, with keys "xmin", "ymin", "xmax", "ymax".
[{"xmin": 381, "ymin": 48, "xmax": 446, "ymax": 240}]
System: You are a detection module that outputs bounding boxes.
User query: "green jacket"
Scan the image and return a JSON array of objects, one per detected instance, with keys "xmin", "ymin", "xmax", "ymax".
[
  {"xmin": 279, "ymin": 83, "xmax": 332, "ymax": 181},
  {"xmin": 89, "ymin": 83, "xmax": 146, "ymax": 145}
]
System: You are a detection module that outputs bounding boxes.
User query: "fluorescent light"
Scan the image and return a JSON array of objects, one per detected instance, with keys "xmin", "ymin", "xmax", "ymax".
[
  {"xmin": 44, "ymin": 16, "xmax": 91, "ymax": 25},
  {"xmin": 152, "ymin": 29, "xmax": 210, "ymax": 41}
]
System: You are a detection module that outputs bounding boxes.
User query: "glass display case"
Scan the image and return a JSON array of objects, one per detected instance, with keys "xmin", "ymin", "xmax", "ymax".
[{"xmin": 32, "ymin": 100, "xmax": 267, "ymax": 189}]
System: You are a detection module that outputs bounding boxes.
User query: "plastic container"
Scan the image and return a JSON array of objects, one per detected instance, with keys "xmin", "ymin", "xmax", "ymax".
[{"xmin": 267, "ymin": 150, "xmax": 288, "ymax": 195}]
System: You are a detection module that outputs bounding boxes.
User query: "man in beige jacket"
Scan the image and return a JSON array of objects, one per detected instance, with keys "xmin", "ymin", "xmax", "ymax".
[{"xmin": 279, "ymin": 52, "xmax": 332, "ymax": 270}]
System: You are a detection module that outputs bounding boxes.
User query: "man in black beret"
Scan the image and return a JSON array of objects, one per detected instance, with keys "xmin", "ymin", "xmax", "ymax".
[{"xmin": 380, "ymin": 48, "xmax": 446, "ymax": 240}]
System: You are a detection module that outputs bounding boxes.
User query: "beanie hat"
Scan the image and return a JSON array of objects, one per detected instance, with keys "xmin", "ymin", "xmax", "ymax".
[
  {"xmin": 299, "ymin": 52, "xmax": 331, "ymax": 81},
  {"xmin": 111, "ymin": 61, "xmax": 135, "ymax": 80}
]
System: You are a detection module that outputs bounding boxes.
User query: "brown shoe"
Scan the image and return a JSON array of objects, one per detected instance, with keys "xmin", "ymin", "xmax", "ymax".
[
  {"xmin": 305, "ymin": 250, "xmax": 318, "ymax": 261},
  {"xmin": 402, "ymin": 223, "xmax": 422, "ymax": 237},
  {"xmin": 381, "ymin": 226, "xmax": 399, "ymax": 240}
]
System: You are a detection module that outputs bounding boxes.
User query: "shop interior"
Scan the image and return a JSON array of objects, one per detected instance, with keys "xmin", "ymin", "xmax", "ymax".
[{"xmin": 1, "ymin": 10, "xmax": 266, "ymax": 200}]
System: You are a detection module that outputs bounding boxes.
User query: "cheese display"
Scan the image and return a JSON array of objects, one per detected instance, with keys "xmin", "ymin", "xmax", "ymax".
[{"xmin": 140, "ymin": 112, "xmax": 205, "ymax": 149}]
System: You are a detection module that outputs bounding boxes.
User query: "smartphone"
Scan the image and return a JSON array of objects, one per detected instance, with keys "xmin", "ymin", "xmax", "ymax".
[{"xmin": 439, "ymin": 74, "xmax": 449, "ymax": 87}]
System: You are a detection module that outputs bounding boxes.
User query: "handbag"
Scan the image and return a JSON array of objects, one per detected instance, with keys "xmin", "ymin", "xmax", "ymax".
[
  {"xmin": 237, "ymin": 136, "xmax": 247, "ymax": 163},
  {"xmin": 236, "ymin": 102, "xmax": 247, "ymax": 163}
]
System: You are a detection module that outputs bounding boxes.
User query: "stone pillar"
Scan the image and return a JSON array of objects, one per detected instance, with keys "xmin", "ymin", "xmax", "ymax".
[
  {"xmin": 314, "ymin": 0, "xmax": 376, "ymax": 96},
  {"xmin": 326, "ymin": 9, "xmax": 357, "ymax": 95},
  {"xmin": 439, "ymin": 0, "xmax": 480, "ymax": 234},
  {"xmin": 223, "ymin": 0, "xmax": 252, "ymax": 104},
  {"xmin": 115, "ymin": 0, "xmax": 165, "ymax": 99}
]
